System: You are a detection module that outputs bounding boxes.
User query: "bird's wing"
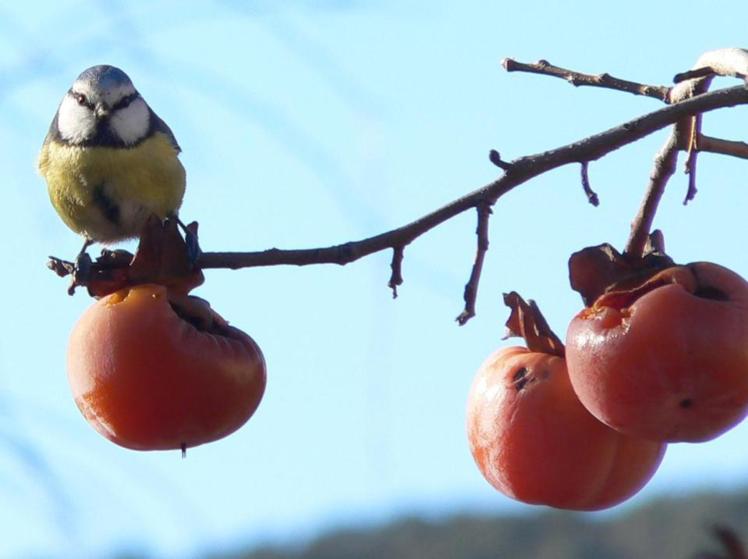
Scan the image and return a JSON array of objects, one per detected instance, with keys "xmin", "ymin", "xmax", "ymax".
[{"xmin": 149, "ymin": 109, "xmax": 182, "ymax": 153}]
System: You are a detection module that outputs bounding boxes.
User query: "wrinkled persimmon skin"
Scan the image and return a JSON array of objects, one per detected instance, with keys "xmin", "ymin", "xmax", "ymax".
[
  {"xmin": 68, "ymin": 284, "xmax": 266, "ymax": 451},
  {"xmin": 466, "ymin": 347, "xmax": 665, "ymax": 511},
  {"xmin": 566, "ymin": 262, "xmax": 748, "ymax": 442}
]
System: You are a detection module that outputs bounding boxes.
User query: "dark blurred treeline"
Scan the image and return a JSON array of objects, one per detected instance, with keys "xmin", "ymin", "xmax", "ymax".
[
  {"xmin": 114, "ymin": 488, "xmax": 748, "ymax": 559},
  {"xmin": 208, "ymin": 490, "xmax": 748, "ymax": 559}
]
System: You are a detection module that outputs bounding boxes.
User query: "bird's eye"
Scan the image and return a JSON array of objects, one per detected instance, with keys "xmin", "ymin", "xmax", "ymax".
[{"xmin": 74, "ymin": 93, "xmax": 88, "ymax": 106}]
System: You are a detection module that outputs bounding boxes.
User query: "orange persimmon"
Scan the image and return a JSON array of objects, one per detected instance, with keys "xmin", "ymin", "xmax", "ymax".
[
  {"xmin": 467, "ymin": 346, "xmax": 665, "ymax": 510},
  {"xmin": 566, "ymin": 262, "xmax": 748, "ymax": 442},
  {"xmin": 68, "ymin": 283, "xmax": 266, "ymax": 451}
]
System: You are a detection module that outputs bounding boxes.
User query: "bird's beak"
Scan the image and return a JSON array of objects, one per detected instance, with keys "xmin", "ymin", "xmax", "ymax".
[{"xmin": 94, "ymin": 103, "xmax": 110, "ymax": 120}]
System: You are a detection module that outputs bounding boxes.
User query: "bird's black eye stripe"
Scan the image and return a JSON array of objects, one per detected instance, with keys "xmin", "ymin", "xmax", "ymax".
[{"xmin": 112, "ymin": 92, "xmax": 140, "ymax": 111}]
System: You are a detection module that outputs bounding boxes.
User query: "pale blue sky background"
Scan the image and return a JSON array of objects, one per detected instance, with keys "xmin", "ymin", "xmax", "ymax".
[{"xmin": 2, "ymin": 1, "xmax": 748, "ymax": 557}]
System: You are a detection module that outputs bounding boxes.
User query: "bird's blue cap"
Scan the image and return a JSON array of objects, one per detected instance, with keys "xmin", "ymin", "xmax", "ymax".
[{"xmin": 75, "ymin": 65, "xmax": 133, "ymax": 88}]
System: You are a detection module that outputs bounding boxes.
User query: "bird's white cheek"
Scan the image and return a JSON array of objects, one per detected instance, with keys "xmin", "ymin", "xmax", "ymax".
[
  {"xmin": 110, "ymin": 98, "xmax": 150, "ymax": 145},
  {"xmin": 57, "ymin": 96, "xmax": 96, "ymax": 143}
]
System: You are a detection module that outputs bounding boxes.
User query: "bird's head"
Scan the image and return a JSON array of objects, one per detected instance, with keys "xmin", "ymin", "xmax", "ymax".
[{"xmin": 56, "ymin": 65, "xmax": 150, "ymax": 146}]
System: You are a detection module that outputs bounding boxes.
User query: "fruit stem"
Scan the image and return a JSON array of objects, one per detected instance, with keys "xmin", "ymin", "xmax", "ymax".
[
  {"xmin": 624, "ymin": 131, "xmax": 680, "ymax": 260},
  {"xmin": 626, "ymin": 70, "xmax": 716, "ymax": 260}
]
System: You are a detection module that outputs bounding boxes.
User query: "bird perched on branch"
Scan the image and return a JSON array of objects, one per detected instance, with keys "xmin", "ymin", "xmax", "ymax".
[{"xmin": 38, "ymin": 65, "xmax": 186, "ymax": 256}]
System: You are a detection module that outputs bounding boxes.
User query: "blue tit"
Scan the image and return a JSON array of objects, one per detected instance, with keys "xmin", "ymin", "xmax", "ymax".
[{"xmin": 38, "ymin": 65, "xmax": 186, "ymax": 250}]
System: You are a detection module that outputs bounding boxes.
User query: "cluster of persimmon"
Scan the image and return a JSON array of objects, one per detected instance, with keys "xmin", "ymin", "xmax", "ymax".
[{"xmin": 466, "ymin": 245, "xmax": 748, "ymax": 510}]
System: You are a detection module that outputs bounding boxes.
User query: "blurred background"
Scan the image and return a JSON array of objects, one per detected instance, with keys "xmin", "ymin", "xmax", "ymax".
[{"xmin": 3, "ymin": 0, "xmax": 748, "ymax": 557}]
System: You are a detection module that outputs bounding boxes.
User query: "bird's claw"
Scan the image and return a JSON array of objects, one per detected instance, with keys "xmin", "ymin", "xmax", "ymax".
[{"xmin": 75, "ymin": 251, "xmax": 93, "ymax": 278}]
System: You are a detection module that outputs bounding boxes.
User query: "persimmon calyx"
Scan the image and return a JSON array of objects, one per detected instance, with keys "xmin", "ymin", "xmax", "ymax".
[
  {"xmin": 48, "ymin": 215, "xmax": 204, "ymax": 298},
  {"xmin": 591, "ymin": 265, "xmax": 696, "ymax": 311},
  {"xmin": 502, "ymin": 291, "xmax": 564, "ymax": 357},
  {"xmin": 568, "ymin": 232, "xmax": 675, "ymax": 306}
]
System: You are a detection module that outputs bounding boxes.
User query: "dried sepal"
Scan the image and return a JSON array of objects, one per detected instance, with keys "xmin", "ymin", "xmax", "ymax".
[
  {"xmin": 48, "ymin": 216, "xmax": 203, "ymax": 298},
  {"xmin": 502, "ymin": 291, "xmax": 564, "ymax": 357},
  {"xmin": 568, "ymin": 232, "xmax": 675, "ymax": 306}
]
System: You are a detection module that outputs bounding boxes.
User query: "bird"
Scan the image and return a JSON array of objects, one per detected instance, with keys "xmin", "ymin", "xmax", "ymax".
[{"xmin": 38, "ymin": 65, "xmax": 186, "ymax": 257}]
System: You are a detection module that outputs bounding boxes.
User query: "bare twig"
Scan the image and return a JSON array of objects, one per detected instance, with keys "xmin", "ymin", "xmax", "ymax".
[
  {"xmin": 625, "ymin": 130, "xmax": 681, "ymax": 259},
  {"xmin": 388, "ymin": 246, "xmax": 405, "ymax": 298},
  {"xmin": 580, "ymin": 162, "xmax": 599, "ymax": 206},
  {"xmin": 501, "ymin": 57, "xmax": 670, "ymax": 101},
  {"xmin": 456, "ymin": 204, "xmax": 491, "ymax": 325},
  {"xmin": 677, "ymin": 48, "xmax": 748, "ymax": 84},
  {"xmin": 489, "ymin": 149, "xmax": 513, "ymax": 171},
  {"xmin": 697, "ymin": 135, "xmax": 748, "ymax": 159},
  {"xmin": 623, "ymin": 50, "xmax": 748, "ymax": 254},
  {"xmin": 679, "ymin": 110, "xmax": 703, "ymax": 204},
  {"xmin": 684, "ymin": 138, "xmax": 700, "ymax": 204},
  {"xmin": 673, "ymin": 66, "xmax": 717, "ymax": 83},
  {"xmin": 624, "ymin": 70, "xmax": 713, "ymax": 257},
  {"xmin": 669, "ymin": 48, "xmax": 748, "ymax": 103}
]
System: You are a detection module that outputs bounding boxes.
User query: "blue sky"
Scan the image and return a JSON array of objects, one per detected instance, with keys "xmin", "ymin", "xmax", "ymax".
[{"xmin": 2, "ymin": 1, "xmax": 748, "ymax": 557}]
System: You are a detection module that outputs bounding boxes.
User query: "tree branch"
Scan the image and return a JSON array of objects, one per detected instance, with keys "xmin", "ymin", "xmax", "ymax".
[
  {"xmin": 580, "ymin": 162, "xmax": 599, "ymax": 206},
  {"xmin": 501, "ymin": 57, "xmax": 670, "ymax": 101},
  {"xmin": 456, "ymin": 204, "xmax": 492, "ymax": 325},
  {"xmin": 624, "ymin": 70, "xmax": 718, "ymax": 255},
  {"xmin": 698, "ymin": 135, "xmax": 748, "ymax": 159},
  {"xmin": 683, "ymin": 116, "xmax": 701, "ymax": 204},
  {"xmin": 669, "ymin": 48, "xmax": 748, "ymax": 103},
  {"xmin": 622, "ymin": 50, "xmax": 748, "ymax": 252},
  {"xmin": 675, "ymin": 48, "xmax": 748, "ymax": 83},
  {"xmin": 625, "ymin": 129, "xmax": 681, "ymax": 258},
  {"xmin": 673, "ymin": 66, "xmax": 718, "ymax": 83},
  {"xmin": 388, "ymin": 246, "xmax": 405, "ymax": 298},
  {"xmin": 489, "ymin": 149, "xmax": 513, "ymax": 171},
  {"xmin": 197, "ymin": 85, "xmax": 748, "ymax": 273}
]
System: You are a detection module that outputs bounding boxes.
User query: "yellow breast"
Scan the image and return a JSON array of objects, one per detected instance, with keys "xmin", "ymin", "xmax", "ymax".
[{"xmin": 38, "ymin": 132, "xmax": 186, "ymax": 242}]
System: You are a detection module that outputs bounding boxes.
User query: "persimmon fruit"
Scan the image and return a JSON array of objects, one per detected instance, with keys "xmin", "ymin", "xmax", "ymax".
[
  {"xmin": 566, "ymin": 262, "xmax": 748, "ymax": 442},
  {"xmin": 67, "ymin": 283, "xmax": 266, "ymax": 451},
  {"xmin": 466, "ymin": 346, "xmax": 665, "ymax": 510}
]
